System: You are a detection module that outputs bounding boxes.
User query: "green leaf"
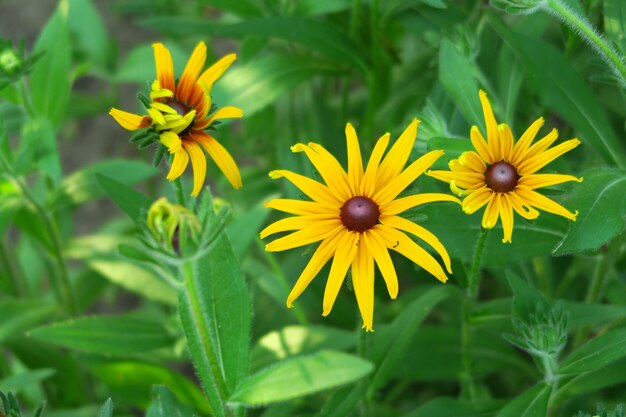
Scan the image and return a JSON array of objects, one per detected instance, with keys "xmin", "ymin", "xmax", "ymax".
[
  {"xmin": 178, "ymin": 234, "xmax": 250, "ymax": 417},
  {"xmin": 0, "ymin": 299, "xmax": 58, "ymax": 343},
  {"xmin": 16, "ymin": 118, "xmax": 61, "ymax": 184},
  {"xmin": 229, "ymin": 350, "xmax": 373, "ymax": 406},
  {"xmin": 96, "ymin": 398, "xmax": 113, "ymax": 417},
  {"xmin": 138, "ymin": 16, "xmax": 220, "ymax": 37},
  {"xmin": 507, "ymin": 272, "xmax": 550, "ymax": 321},
  {"xmin": 495, "ymin": 383, "xmax": 550, "ymax": 417},
  {"xmin": 368, "ymin": 285, "xmax": 458, "ymax": 393},
  {"xmin": 555, "ymin": 357, "xmax": 626, "ymax": 402},
  {"xmin": 427, "ymin": 136, "xmax": 473, "ymax": 159},
  {"xmin": 490, "ymin": 18, "xmax": 626, "ymax": 167},
  {"xmin": 563, "ymin": 301, "xmax": 626, "ymax": 330},
  {"xmin": 288, "ymin": 0, "xmax": 352, "ymax": 16},
  {"xmin": 146, "ymin": 386, "xmax": 197, "ymax": 417},
  {"xmin": 438, "ymin": 39, "xmax": 483, "ymax": 129},
  {"xmin": 115, "ymin": 43, "xmax": 188, "ymax": 83},
  {"xmin": 0, "ymin": 369, "xmax": 56, "ymax": 392},
  {"xmin": 559, "ymin": 328, "xmax": 626, "ymax": 375},
  {"xmin": 0, "ymin": 185, "xmax": 21, "ymax": 236},
  {"xmin": 553, "ymin": 168, "xmax": 626, "ymax": 255},
  {"xmin": 50, "ymin": 159, "xmax": 157, "ymax": 208},
  {"xmin": 605, "ymin": 0, "xmax": 626, "ymax": 53},
  {"xmin": 29, "ymin": 314, "xmax": 174, "ymax": 356},
  {"xmin": 90, "ymin": 361, "xmax": 210, "ymax": 414},
  {"xmin": 67, "ymin": 0, "xmax": 110, "ymax": 69},
  {"xmin": 196, "ymin": 0, "xmax": 263, "ymax": 18},
  {"xmin": 314, "ymin": 382, "xmax": 367, "ymax": 417},
  {"xmin": 226, "ymin": 199, "xmax": 271, "ymax": 261},
  {"xmin": 30, "ymin": 1, "xmax": 72, "ymax": 128},
  {"xmin": 96, "ymin": 173, "xmax": 152, "ymax": 224},
  {"xmin": 216, "ymin": 18, "xmax": 369, "ymax": 74},
  {"xmin": 400, "ymin": 397, "xmax": 504, "ymax": 417},
  {"xmin": 213, "ymin": 53, "xmax": 341, "ymax": 117}
]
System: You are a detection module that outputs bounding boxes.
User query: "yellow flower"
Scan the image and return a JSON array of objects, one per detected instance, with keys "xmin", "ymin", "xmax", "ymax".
[
  {"xmin": 109, "ymin": 42, "xmax": 243, "ymax": 196},
  {"xmin": 261, "ymin": 120, "xmax": 460, "ymax": 331},
  {"xmin": 428, "ymin": 90, "xmax": 582, "ymax": 243}
]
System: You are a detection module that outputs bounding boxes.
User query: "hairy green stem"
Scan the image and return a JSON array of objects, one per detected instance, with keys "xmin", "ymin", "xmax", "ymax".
[
  {"xmin": 461, "ymin": 228, "xmax": 489, "ymax": 400},
  {"xmin": 543, "ymin": 0, "xmax": 626, "ymax": 88},
  {"xmin": 174, "ymin": 178, "xmax": 186, "ymax": 207}
]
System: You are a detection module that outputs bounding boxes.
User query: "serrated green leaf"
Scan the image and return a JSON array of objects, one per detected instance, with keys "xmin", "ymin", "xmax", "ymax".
[
  {"xmin": 178, "ymin": 234, "xmax": 250, "ymax": 417},
  {"xmin": 491, "ymin": 19, "xmax": 626, "ymax": 167},
  {"xmin": 29, "ymin": 314, "xmax": 174, "ymax": 356},
  {"xmin": 553, "ymin": 168, "xmax": 626, "ymax": 255},
  {"xmin": 495, "ymin": 383, "xmax": 550, "ymax": 417},
  {"xmin": 30, "ymin": 1, "xmax": 72, "ymax": 128},
  {"xmin": 50, "ymin": 159, "xmax": 157, "ymax": 208},
  {"xmin": 96, "ymin": 173, "xmax": 152, "ymax": 224},
  {"xmin": 230, "ymin": 350, "xmax": 373, "ymax": 406},
  {"xmin": 213, "ymin": 54, "xmax": 341, "ymax": 117},
  {"xmin": 96, "ymin": 398, "xmax": 113, "ymax": 417},
  {"xmin": 368, "ymin": 285, "xmax": 458, "ymax": 393},
  {"xmin": 438, "ymin": 39, "xmax": 483, "ymax": 130},
  {"xmin": 559, "ymin": 328, "xmax": 626, "ymax": 375}
]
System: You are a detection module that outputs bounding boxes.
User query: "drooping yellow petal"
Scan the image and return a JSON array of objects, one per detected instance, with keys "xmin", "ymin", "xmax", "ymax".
[
  {"xmin": 510, "ymin": 117, "xmax": 544, "ymax": 166},
  {"xmin": 166, "ymin": 149, "xmax": 189, "ymax": 181},
  {"xmin": 517, "ymin": 139, "xmax": 581, "ymax": 175},
  {"xmin": 345, "ymin": 123, "xmax": 364, "ymax": 195},
  {"xmin": 264, "ymin": 199, "xmax": 338, "ymax": 216},
  {"xmin": 207, "ymin": 106, "xmax": 243, "ymax": 123},
  {"xmin": 322, "ymin": 232, "xmax": 359, "ymax": 316},
  {"xmin": 291, "ymin": 143, "xmax": 351, "ymax": 201},
  {"xmin": 197, "ymin": 53, "xmax": 237, "ymax": 92},
  {"xmin": 380, "ymin": 215, "xmax": 452, "ymax": 274},
  {"xmin": 382, "ymin": 193, "xmax": 461, "ymax": 215},
  {"xmin": 160, "ymin": 131, "xmax": 182, "ymax": 153},
  {"xmin": 522, "ymin": 128, "xmax": 559, "ymax": 161},
  {"xmin": 152, "ymin": 43, "xmax": 175, "ymax": 92},
  {"xmin": 376, "ymin": 119, "xmax": 420, "ymax": 187},
  {"xmin": 458, "ymin": 151, "xmax": 487, "ymax": 173},
  {"xmin": 260, "ymin": 215, "xmax": 340, "ymax": 239},
  {"xmin": 151, "ymin": 102, "xmax": 177, "ymax": 114},
  {"xmin": 351, "ymin": 241, "xmax": 375, "ymax": 331},
  {"xmin": 499, "ymin": 193, "xmax": 514, "ymax": 243},
  {"xmin": 265, "ymin": 223, "xmax": 343, "ymax": 252},
  {"xmin": 177, "ymin": 41, "xmax": 207, "ymax": 103},
  {"xmin": 361, "ymin": 133, "xmax": 389, "ymax": 197},
  {"xmin": 498, "ymin": 123, "xmax": 514, "ymax": 163},
  {"xmin": 462, "ymin": 187, "xmax": 494, "ymax": 215},
  {"xmin": 109, "ymin": 108, "xmax": 150, "ymax": 130},
  {"xmin": 286, "ymin": 230, "xmax": 344, "ymax": 308},
  {"xmin": 509, "ymin": 191, "xmax": 540, "ymax": 220},
  {"xmin": 518, "ymin": 173, "xmax": 583, "ymax": 189},
  {"xmin": 481, "ymin": 193, "xmax": 500, "ymax": 229},
  {"xmin": 182, "ymin": 141, "xmax": 207, "ymax": 197},
  {"xmin": 375, "ymin": 225, "xmax": 448, "ymax": 283},
  {"xmin": 147, "ymin": 108, "xmax": 166, "ymax": 125},
  {"xmin": 374, "ymin": 150, "xmax": 444, "ymax": 206},
  {"xmin": 191, "ymin": 131, "xmax": 242, "ymax": 189},
  {"xmin": 479, "ymin": 90, "xmax": 500, "ymax": 160},
  {"xmin": 515, "ymin": 186, "xmax": 578, "ymax": 221},
  {"xmin": 362, "ymin": 230, "xmax": 398, "ymax": 299}
]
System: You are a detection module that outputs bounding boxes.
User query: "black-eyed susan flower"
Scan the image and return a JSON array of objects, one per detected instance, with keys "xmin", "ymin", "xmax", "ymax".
[
  {"xmin": 428, "ymin": 90, "xmax": 582, "ymax": 243},
  {"xmin": 109, "ymin": 42, "xmax": 243, "ymax": 196},
  {"xmin": 261, "ymin": 120, "xmax": 460, "ymax": 331}
]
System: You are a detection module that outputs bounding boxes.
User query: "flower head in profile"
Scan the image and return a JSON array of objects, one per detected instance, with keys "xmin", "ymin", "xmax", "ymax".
[
  {"xmin": 428, "ymin": 90, "xmax": 582, "ymax": 243},
  {"xmin": 109, "ymin": 42, "xmax": 243, "ymax": 196},
  {"xmin": 261, "ymin": 120, "xmax": 459, "ymax": 331}
]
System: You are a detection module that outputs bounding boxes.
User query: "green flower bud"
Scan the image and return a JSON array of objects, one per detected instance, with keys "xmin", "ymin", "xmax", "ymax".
[
  {"xmin": 0, "ymin": 48, "xmax": 21, "ymax": 75},
  {"xmin": 147, "ymin": 197, "xmax": 200, "ymax": 250}
]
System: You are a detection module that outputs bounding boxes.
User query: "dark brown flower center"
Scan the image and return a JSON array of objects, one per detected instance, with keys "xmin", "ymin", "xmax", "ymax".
[
  {"xmin": 168, "ymin": 101, "xmax": 189, "ymax": 116},
  {"xmin": 340, "ymin": 196, "xmax": 380, "ymax": 232},
  {"xmin": 485, "ymin": 161, "xmax": 519, "ymax": 192}
]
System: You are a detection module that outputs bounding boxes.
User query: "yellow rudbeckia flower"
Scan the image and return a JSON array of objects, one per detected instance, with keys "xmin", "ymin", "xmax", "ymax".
[
  {"xmin": 261, "ymin": 120, "xmax": 460, "ymax": 331},
  {"xmin": 109, "ymin": 42, "xmax": 243, "ymax": 196},
  {"xmin": 428, "ymin": 90, "xmax": 582, "ymax": 243}
]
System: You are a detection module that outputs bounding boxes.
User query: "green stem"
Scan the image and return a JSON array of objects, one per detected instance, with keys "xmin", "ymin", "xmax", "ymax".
[
  {"xmin": 0, "ymin": 240, "xmax": 28, "ymax": 296},
  {"xmin": 18, "ymin": 78, "xmax": 35, "ymax": 118},
  {"xmin": 544, "ymin": 0, "xmax": 626, "ymax": 88},
  {"xmin": 461, "ymin": 228, "xmax": 489, "ymax": 400},
  {"xmin": 174, "ymin": 178, "xmax": 186, "ymax": 207}
]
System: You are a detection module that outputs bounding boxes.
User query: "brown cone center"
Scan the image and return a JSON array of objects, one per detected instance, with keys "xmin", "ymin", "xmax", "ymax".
[
  {"xmin": 485, "ymin": 161, "xmax": 519, "ymax": 192},
  {"xmin": 168, "ymin": 101, "xmax": 189, "ymax": 116},
  {"xmin": 340, "ymin": 196, "xmax": 380, "ymax": 232}
]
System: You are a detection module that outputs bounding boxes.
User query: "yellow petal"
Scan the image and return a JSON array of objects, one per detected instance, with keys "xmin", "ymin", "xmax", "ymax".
[
  {"xmin": 260, "ymin": 215, "xmax": 339, "ymax": 239},
  {"xmin": 182, "ymin": 141, "xmax": 207, "ymax": 197},
  {"xmin": 322, "ymin": 232, "xmax": 359, "ymax": 316},
  {"xmin": 481, "ymin": 193, "xmax": 500, "ymax": 229},
  {"xmin": 462, "ymin": 187, "xmax": 494, "ymax": 215},
  {"xmin": 351, "ymin": 242, "xmax": 375, "ymax": 331},
  {"xmin": 375, "ymin": 224, "xmax": 448, "ymax": 283},
  {"xmin": 510, "ymin": 117, "xmax": 544, "ymax": 166},
  {"xmin": 197, "ymin": 53, "xmax": 237, "ymax": 92},
  {"xmin": 361, "ymin": 133, "xmax": 389, "ymax": 197},
  {"xmin": 208, "ymin": 106, "xmax": 243, "ymax": 123},
  {"xmin": 376, "ymin": 119, "xmax": 420, "ymax": 187},
  {"xmin": 291, "ymin": 142, "xmax": 351, "ymax": 201},
  {"xmin": 152, "ymin": 43, "xmax": 175, "ymax": 92},
  {"xmin": 345, "ymin": 123, "xmax": 364, "ymax": 195},
  {"xmin": 147, "ymin": 108, "xmax": 166, "ymax": 125},
  {"xmin": 374, "ymin": 150, "xmax": 444, "ymax": 206},
  {"xmin": 499, "ymin": 193, "xmax": 514, "ymax": 243},
  {"xmin": 515, "ymin": 186, "xmax": 578, "ymax": 221},
  {"xmin": 382, "ymin": 193, "xmax": 461, "ymax": 215},
  {"xmin": 286, "ymin": 230, "xmax": 344, "ymax": 308},
  {"xmin": 191, "ymin": 131, "xmax": 242, "ymax": 189},
  {"xmin": 166, "ymin": 149, "xmax": 189, "ymax": 181},
  {"xmin": 264, "ymin": 199, "xmax": 338, "ymax": 216},
  {"xmin": 160, "ymin": 131, "xmax": 182, "ymax": 153},
  {"xmin": 151, "ymin": 102, "xmax": 177, "ymax": 114},
  {"xmin": 459, "ymin": 151, "xmax": 487, "ymax": 173},
  {"xmin": 479, "ymin": 90, "xmax": 499, "ymax": 159},
  {"xmin": 109, "ymin": 108, "xmax": 150, "ymax": 130},
  {"xmin": 522, "ymin": 128, "xmax": 559, "ymax": 161},
  {"xmin": 265, "ymin": 223, "xmax": 343, "ymax": 252},
  {"xmin": 498, "ymin": 123, "xmax": 514, "ymax": 163},
  {"xmin": 509, "ymin": 191, "xmax": 540, "ymax": 220},
  {"xmin": 380, "ymin": 215, "xmax": 452, "ymax": 273},
  {"xmin": 268, "ymin": 169, "xmax": 341, "ymax": 207},
  {"xmin": 470, "ymin": 126, "xmax": 493, "ymax": 164},
  {"xmin": 362, "ymin": 230, "xmax": 398, "ymax": 299},
  {"xmin": 518, "ymin": 173, "xmax": 583, "ymax": 189},
  {"xmin": 517, "ymin": 139, "xmax": 581, "ymax": 176},
  {"xmin": 177, "ymin": 41, "xmax": 207, "ymax": 103}
]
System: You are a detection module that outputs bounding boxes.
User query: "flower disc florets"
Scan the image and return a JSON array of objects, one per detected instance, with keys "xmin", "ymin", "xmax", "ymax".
[
  {"xmin": 340, "ymin": 196, "xmax": 380, "ymax": 232},
  {"xmin": 485, "ymin": 161, "xmax": 519, "ymax": 192}
]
